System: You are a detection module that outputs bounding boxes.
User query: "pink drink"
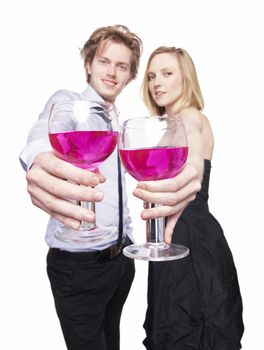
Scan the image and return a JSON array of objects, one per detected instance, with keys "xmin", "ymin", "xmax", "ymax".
[
  {"xmin": 49, "ymin": 130, "xmax": 118, "ymax": 170},
  {"xmin": 119, "ymin": 146, "xmax": 188, "ymax": 181}
]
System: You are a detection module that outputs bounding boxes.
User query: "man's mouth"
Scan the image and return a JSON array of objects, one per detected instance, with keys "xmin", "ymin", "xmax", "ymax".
[{"xmin": 102, "ymin": 79, "xmax": 117, "ymax": 87}]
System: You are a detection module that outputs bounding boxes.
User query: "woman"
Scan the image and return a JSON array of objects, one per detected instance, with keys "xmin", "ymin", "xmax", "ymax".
[{"xmin": 141, "ymin": 47, "xmax": 244, "ymax": 349}]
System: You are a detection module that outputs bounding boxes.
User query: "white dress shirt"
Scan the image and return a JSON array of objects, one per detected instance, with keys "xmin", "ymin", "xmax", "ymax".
[{"xmin": 19, "ymin": 85, "xmax": 133, "ymax": 252}]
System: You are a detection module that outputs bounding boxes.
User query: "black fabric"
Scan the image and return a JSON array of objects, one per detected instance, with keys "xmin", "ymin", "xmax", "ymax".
[
  {"xmin": 143, "ymin": 160, "xmax": 244, "ymax": 350},
  {"xmin": 117, "ymin": 155, "xmax": 123, "ymax": 246},
  {"xmin": 47, "ymin": 247, "xmax": 134, "ymax": 350},
  {"xmin": 48, "ymin": 236, "xmax": 127, "ymax": 264}
]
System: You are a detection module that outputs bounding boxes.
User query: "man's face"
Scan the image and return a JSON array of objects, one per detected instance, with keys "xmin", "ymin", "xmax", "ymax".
[{"xmin": 86, "ymin": 40, "xmax": 132, "ymax": 102}]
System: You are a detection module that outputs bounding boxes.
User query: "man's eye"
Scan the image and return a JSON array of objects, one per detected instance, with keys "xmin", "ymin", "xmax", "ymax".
[
  {"xmin": 99, "ymin": 59, "xmax": 108, "ymax": 65},
  {"xmin": 118, "ymin": 64, "xmax": 128, "ymax": 71}
]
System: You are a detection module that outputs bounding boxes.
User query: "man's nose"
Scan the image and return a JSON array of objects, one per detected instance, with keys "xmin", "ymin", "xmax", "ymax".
[{"xmin": 106, "ymin": 64, "xmax": 116, "ymax": 77}]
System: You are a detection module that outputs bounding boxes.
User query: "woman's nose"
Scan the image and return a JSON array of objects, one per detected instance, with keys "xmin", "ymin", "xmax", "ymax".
[
  {"xmin": 152, "ymin": 75, "xmax": 162, "ymax": 87},
  {"xmin": 154, "ymin": 78, "xmax": 161, "ymax": 88}
]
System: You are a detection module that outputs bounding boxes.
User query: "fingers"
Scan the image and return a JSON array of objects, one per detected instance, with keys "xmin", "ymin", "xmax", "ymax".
[
  {"xmin": 134, "ymin": 162, "xmax": 204, "ymax": 245},
  {"xmin": 93, "ymin": 169, "xmax": 107, "ymax": 183},
  {"xmin": 133, "ymin": 162, "xmax": 202, "ymax": 225},
  {"xmin": 134, "ymin": 180, "xmax": 199, "ymax": 210},
  {"xmin": 139, "ymin": 200, "xmax": 187, "ymax": 221},
  {"xmin": 136, "ymin": 162, "xmax": 201, "ymax": 193},
  {"xmin": 31, "ymin": 196, "xmax": 81, "ymax": 229},
  {"xmin": 30, "ymin": 189, "xmax": 96, "ymax": 228},
  {"xmin": 27, "ymin": 151, "xmax": 105, "ymax": 203},
  {"xmin": 26, "ymin": 151, "xmax": 105, "ymax": 226},
  {"xmin": 34, "ymin": 151, "xmax": 106, "ymax": 186},
  {"xmin": 137, "ymin": 193, "xmax": 193, "ymax": 246},
  {"xmin": 164, "ymin": 213, "xmax": 182, "ymax": 244},
  {"xmin": 27, "ymin": 168, "xmax": 104, "ymax": 203}
]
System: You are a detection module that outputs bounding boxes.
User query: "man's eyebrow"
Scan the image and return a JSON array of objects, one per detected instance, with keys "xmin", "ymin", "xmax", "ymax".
[
  {"xmin": 97, "ymin": 55, "xmax": 109, "ymax": 60},
  {"xmin": 117, "ymin": 61, "xmax": 130, "ymax": 66},
  {"xmin": 97, "ymin": 56, "xmax": 130, "ymax": 66}
]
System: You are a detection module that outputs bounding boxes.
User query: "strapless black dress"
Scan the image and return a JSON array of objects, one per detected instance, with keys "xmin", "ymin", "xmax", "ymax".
[{"xmin": 143, "ymin": 160, "xmax": 244, "ymax": 350}]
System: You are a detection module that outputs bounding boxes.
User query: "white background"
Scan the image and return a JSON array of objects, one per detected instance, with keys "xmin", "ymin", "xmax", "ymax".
[{"xmin": 1, "ymin": 0, "xmax": 263, "ymax": 349}]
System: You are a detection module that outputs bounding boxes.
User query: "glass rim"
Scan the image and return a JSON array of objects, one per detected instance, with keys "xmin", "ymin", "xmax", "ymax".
[
  {"xmin": 121, "ymin": 115, "xmax": 184, "ymax": 130},
  {"xmin": 50, "ymin": 99, "xmax": 112, "ymax": 106},
  {"xmin": 48, "ymin": 99, "xmax": 114, "ymax": 132}
]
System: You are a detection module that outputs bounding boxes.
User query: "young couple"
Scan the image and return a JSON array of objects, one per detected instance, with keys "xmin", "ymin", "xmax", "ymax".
[{"xmin": 20, "ymin": 25, "xmax": 244, "ymax": 349}]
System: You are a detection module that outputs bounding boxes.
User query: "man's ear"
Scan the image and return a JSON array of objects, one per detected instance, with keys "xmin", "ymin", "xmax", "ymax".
[{"xmin": 86, "ymin": 63, "xmax": 91, "ymax": 75}]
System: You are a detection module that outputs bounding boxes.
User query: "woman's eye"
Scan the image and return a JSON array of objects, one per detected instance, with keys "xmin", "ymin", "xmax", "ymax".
[
  {"xmin": 164, "ymin": 71, "xmax": 172, "ymax": 77},
  {"xmin": 147, "ymin": 75, "xmax": 154, "ymax": 81}
]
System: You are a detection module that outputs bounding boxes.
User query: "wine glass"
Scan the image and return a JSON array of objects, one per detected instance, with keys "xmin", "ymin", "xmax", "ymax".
[
  {"xmin": 119, "ymin": 116, "xmax": 190, "ymax": 261},
  {"xmin": 48, "ymin": 99, "xmax": 118, "ymax": 246}
]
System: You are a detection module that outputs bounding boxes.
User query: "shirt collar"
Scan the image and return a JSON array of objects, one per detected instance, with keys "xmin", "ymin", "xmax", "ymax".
[{"xmin": 82, "ymin": 85, "xmax": 105, "ymax": 103}]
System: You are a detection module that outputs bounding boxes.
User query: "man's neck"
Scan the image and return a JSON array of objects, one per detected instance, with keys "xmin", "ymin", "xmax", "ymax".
[{"xmin": 84, "ymin": 84, "xmax": 116, "ymax": 104}]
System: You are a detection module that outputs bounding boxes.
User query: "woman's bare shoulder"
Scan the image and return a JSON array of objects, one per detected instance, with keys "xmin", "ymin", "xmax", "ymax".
[
  {"xmin": 179, "ymin": 108, "xmax": 204, "ymax": 129},
  {"xmin": 181, "ymin": 108, "xmax": 213, "ymax": 128},
  {"xmin": 180, "ymin": 108, "xmax": 214, "ymax": 159}
]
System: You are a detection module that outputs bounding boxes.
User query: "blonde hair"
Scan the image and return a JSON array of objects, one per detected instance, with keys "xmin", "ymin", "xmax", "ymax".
[
  {"xmin": 81, "ymin": 25, "xmax": 143, "ymax": 83},
  {"xmin": 141, "ymin": 46, "xmax": 204, "ymax": 115}
]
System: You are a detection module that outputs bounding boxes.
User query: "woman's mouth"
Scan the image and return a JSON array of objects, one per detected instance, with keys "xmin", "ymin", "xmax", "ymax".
[{"xmin": 155, "ymin": 91, "xmax": 166, "ymax": 97}]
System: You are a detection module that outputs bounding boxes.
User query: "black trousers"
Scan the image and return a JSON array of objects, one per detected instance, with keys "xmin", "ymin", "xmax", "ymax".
[{"xmin": 47, "ymin": 248, "xmax": 135, "ymax": 350}]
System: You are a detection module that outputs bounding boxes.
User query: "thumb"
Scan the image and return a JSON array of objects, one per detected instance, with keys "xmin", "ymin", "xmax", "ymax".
[
  {"xmin": 94, "ymin": 169, "xmax": 106, "ymax": 183},
  {"xmin": 164, "ymin": 214, "xmax": 181, "ymax": 244}
]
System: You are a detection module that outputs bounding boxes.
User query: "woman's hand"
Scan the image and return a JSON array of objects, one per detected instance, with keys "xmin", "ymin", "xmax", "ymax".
[{"xmin": 133, "ymin": 160, "xmax": 203, "ymax": 243}]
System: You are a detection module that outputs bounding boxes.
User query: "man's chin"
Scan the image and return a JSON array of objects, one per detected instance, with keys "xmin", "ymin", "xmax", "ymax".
[
  {"xmin": 100, "ymin": 90, "xmax": 120, "ymax": 102},
  {"xmin": 101, "ymin": 95, "xmax": 116, "ymax": 103}
]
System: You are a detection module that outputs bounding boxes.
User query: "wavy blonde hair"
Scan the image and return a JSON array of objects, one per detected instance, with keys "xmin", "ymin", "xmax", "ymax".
[
  {"xmin": 141, "ymin": 47, "xmax": 204, "ymax": 115},
  {"xmin": 81, "ymin": 25, "xmax": 143, "ymax": 83}
]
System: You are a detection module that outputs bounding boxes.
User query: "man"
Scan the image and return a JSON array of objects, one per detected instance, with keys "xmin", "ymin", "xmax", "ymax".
[{"xmin": 20, "ymin": 25, "xmax": 202, "ymax": 350}]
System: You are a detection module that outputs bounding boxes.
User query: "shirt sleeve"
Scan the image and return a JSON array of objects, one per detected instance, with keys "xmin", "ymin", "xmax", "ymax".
[{"xmin": 19, "ymin": 90, "xmax": 72, "ymax": 171}]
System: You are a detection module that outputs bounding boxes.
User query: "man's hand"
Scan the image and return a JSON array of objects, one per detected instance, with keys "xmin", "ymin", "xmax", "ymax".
[{"xmin": 26, "ymin": 151, "xmax": 105, "ymax": 228}]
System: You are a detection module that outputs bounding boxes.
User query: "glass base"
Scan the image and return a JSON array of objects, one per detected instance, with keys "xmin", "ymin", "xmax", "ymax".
[
  {"xmin": 54, "ymin": 225, "xmax": 117, "ymax": 248},
  {"xmin": 123, "ymin": 243, "xmax": 189, "ymax": 261}
]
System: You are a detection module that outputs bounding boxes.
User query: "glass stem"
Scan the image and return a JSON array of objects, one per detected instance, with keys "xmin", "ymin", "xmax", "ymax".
[
  {"xmin": 76, "ymin": 184, "xmax": 96, "ymax": 230},
  {"xmin": 72, "ymin": 182, "xmax": 96, "ymax": 230},
  {"xmin": 77, "ymin": 200, "xmax": 96, "ymax": 230},
  {"xmin": 145, "ymin": 202, "xmax": 165, "ymax": 245}
]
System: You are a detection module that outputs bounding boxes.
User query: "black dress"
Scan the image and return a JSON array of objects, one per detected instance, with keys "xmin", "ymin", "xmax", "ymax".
[{"xmin": 143, "ymin": 160, "xmax": 244, "ymax": 350}]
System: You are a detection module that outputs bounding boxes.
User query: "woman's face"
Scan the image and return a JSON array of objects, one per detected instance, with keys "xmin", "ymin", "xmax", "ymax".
[{"xmin": 147, "ymin": 53, "xmax": 183, "ymax": 112}]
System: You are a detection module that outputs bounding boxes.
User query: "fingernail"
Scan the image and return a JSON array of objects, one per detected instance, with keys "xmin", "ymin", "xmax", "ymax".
[
  {"xmin": 142, "ymin": 210, "xmax": 151, "ymax": 220},
  {"xmin": 133, "ymin": 189, "xmax": 142, "ymax": 198},
  {"xmin": 71, "ymin": 221, "xmax": 81, "ymax": 229},
  {"xmin": 93, "ymin": 191, "xmax": 103, "ymax": 201},
  {"xmin": 85, "ymin": 213, "xmax": 95, "ymax": 222},
  {"xmin": 90, "ymin": 176, "xmax": 99, "ymax": 186},
  {"xmin": 137, "ymin": 182, "xmax": 146, "ymax": 190}
]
